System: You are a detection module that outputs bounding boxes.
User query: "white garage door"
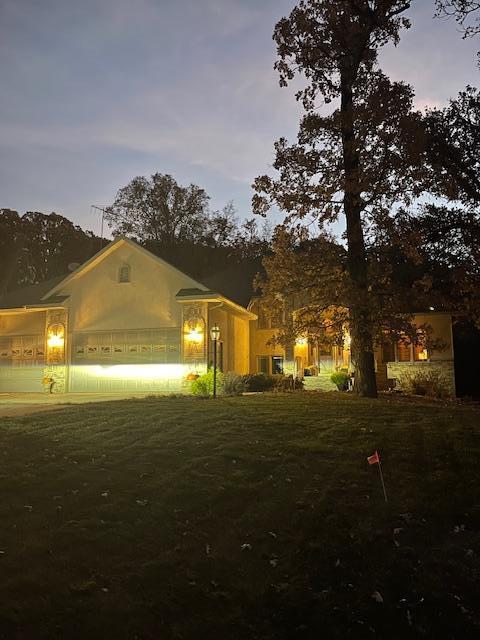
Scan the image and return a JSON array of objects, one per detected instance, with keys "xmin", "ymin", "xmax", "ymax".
[
  {"xmin": 0, "ymin": 335, "xmax": 45, "ymax": 392},
  {"xmin": 69, "ymin": 329, "xmax": 185, "ymax": 393}
]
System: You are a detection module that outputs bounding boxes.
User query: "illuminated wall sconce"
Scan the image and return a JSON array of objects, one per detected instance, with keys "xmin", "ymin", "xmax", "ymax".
[
  {"xmin": 47, "ymin": 324, "xmax": 65, "ymax": 349},
  {"xmin": 186, "ymin": 326, "xmax": 203, "ymax": 344}
]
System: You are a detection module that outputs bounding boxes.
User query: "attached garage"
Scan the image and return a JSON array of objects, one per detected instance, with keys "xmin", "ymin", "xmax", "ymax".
[
  {"xmin": 68, "ymin": 328, "xmax": 186, "ymax": 393},
  {"xmin": 0, "ymin": 237, "xmax": 255, "ymax": 395},
  {"xmin": 0, "ymin": 334, "xmax": 45, "ymax": 392}
]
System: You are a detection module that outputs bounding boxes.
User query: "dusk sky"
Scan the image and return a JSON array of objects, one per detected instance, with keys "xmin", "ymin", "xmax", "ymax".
[{"xmin": 1, "ymin": 0, "xmax": 478, "ymax": 236}]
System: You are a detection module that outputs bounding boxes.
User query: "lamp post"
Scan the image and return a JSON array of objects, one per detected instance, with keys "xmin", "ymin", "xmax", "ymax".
[{"xmin": 210, "ymin": 324, "xmax": 220, "ymax": 398}]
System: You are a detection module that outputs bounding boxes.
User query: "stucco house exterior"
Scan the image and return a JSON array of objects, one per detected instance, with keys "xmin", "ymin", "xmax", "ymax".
[
  {"xmin": 0, "ymin": 236, "xmax": 456, "ymax": 395},
  {"xmin": 247, "ymin": 298, "xmax": 456, "ymax": 395},
  {"xmin": 0, "ymin": 237, "xmax": 255, "ymax": 393}
]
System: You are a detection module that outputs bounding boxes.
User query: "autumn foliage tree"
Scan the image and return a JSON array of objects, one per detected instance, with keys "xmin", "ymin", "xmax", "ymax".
[
  {"xmin": 254, "ymin": 1, "xmax": 418, "ymax": 397},
  {"xmin": 255, "ymin": 82, "xmax": 480, "ymax": 370}
]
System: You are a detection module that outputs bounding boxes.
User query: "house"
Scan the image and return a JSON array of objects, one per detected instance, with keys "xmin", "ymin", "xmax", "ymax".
[
  {"xmin": 0, "ymin": 237, "xmax": 255, "ymax": 393},
  {"xmin": 247, "ymin": 298, "xmax": 456, "ymax": 395},
  {"xmin": 0, "ymin": 236, "xmax": 456, "ymax": 395}
]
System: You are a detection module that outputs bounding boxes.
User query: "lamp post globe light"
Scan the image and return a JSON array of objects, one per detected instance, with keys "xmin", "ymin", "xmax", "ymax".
[{"xmin": 210, "ymin": 324, "xmax": 220, "ymax": 398}]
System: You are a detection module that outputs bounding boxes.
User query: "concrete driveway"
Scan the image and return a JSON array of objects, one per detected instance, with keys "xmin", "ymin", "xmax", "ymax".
[{"xmin": 0, "ymin": 392, "xmax": 153, "ymax": 418}]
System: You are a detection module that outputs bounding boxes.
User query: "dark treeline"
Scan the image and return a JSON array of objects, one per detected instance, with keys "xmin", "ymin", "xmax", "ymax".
[
  {"xmin": 0, "ymin": 178, "xmax": 271, "ymax": 296},
  {"xmin": 104, "ymin": 172, "xmax": 271, "ymax": 284},
  {"xmin": 0, "ymin": 210, "xmax": 104, "ymax": 295}
]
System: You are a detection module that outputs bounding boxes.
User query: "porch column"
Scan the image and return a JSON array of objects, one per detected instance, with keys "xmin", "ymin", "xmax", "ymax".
[
  {"xmin": 44, "ymin": 309, "xmax": 68, "ymax": 393},
  {"xmin": 181, "ymin": 303, "xmax": 208, "ymax": 373}
]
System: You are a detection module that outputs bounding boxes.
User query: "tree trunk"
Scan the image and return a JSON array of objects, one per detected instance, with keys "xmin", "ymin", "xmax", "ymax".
[{"xmin": 340, "ymin": 69, "xmax": 378, "ymax": 398}]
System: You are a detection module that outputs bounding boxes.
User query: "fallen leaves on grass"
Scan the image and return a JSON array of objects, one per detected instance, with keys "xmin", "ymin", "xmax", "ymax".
[{"xmin": 371, "ymin": 590, "xmax": 384, "ymax": 603}]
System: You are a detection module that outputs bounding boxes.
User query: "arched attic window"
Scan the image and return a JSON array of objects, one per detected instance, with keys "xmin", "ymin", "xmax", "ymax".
[{"xmin": 118, "ymin": 264, "xmax": 131, "ymax": 283}]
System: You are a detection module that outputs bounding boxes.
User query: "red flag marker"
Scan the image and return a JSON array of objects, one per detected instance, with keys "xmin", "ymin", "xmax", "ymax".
[{"xmin": 367, "ymin": 450, "xmax": 388, "ymax": 503}]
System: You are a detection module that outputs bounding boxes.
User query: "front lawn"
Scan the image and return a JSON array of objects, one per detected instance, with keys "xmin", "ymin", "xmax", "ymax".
[{"xmin": 0, "ymin": 393, "xmax": 479, "ymax": 639}]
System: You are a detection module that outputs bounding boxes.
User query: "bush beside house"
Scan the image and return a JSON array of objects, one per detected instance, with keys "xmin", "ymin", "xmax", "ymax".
[
  {"xmin": 242, "ymin": 373, "xmax": 304, "ymax": 392},
  {"xmin": 398, "ymin": 369, "xmax": 451, "ymax": 399},
  {"xmin": 330, "ymin": 370, "xmax": 350, "ymax": 391},
  {"xmin": 190, "ymin": 372, "xmax": 305, "ymax": 397}
]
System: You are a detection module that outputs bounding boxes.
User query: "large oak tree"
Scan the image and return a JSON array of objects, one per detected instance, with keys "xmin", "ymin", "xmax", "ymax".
[{"xmin": 254, "ymin": 1, "xmax": 415, "ymax": 397}]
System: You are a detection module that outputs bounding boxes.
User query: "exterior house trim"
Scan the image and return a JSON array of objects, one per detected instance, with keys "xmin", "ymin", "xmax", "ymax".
[{"xmin": 176, "ymin": 291, "xmax": 257, "ymax": 320}]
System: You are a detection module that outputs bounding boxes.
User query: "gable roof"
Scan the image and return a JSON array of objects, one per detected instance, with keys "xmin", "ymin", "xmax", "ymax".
[
  {"xmin": 201, "ymin": 257, "xmax": 264, "ymax": 308},
  {"xmin": 0, "ymin": 237, "xmax": 258, "ymax": 315},
  {"xmin": 175, "ymin": 288, "xmax": 257, "ymax": 319},
  {"xmin": 41, "ymin": 235, "xmax": 210, "ymax": 300},
  {"xmin": 0, "ymin": 276, "xmax": 69, "ymax": 310}
]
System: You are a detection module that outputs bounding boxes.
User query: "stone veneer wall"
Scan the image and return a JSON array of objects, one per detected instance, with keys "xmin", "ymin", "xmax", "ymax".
[
  {"xmin": 43, "ymin": 365, "xmax": 67, "ymax": 394},
  {"xmin": 386, "ymin": 361, "xmax": 456, "ymax": 397}
]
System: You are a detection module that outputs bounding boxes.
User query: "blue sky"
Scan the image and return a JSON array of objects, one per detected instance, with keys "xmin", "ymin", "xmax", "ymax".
[{"xmin": 0, "ymin": 0, "xmax": 478, "ymax": 236}]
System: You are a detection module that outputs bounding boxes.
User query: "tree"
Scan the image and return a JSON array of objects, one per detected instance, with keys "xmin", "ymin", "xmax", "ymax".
[
  {"xmin": 256, "ymin": 225, "xmax": 442, "ymax": 365},
  {"xmin": 105, "ymin": 173, "xmax": 211, "ymax": 250},
  {"xmin": 424, "ymin": 86, "xmax": 480, "ymax": 204},
  {"xmin": 255, "ymin": 226, "xmax": 349, "ymax": 349},
  {"xmin": 254, "ymin": 1, "xmax": 416, "ymax": 397},
  {"xmin": 0, "ymin": 210, "xmax": 101, "ymax": 293},
  {"xmin": 435, "ymin": 1, "xmax": 480, "ymax": 64},
  {"xmin": 19, "ymin": 212, "xmax": 102, "ymax": 284},
  {"xmin": 0, "ymin": 209, "xmax": 25, "ymax": 295},
  {"xmin": 412, "ymin": 87, "xmax": 480, "ymax": 325},
  {"xmin": 390, "ymin": 205, "xmax": 480, "ymax": 325},
  {"xmin": 435, "ymin": 1, "xmax": 480, "ymax": 38},
  {"xmin": 106, "ymin": 172, "xmax": 272, "ymax": 281}
]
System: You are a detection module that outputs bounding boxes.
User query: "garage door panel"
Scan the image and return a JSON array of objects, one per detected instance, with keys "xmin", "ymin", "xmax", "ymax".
[
  {"xmin": 69, "ymin": 364, "xmax": 187, "ymax": 393},
  {"xmin": 0, "ymin": 365, "xmax": 44, "ymax": 392},
  {"xmin": 0, "ymin": 334, "xmax": 45, "ymax": 392},
  {"xmin": 70, "ymin": 329, "xmax": 184, "ymax": 393}
]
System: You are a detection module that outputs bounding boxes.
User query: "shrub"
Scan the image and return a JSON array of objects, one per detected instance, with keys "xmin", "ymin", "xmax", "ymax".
[
  {"xmin": 330, "ymin": 371, "xmax": 350, "ymax": 391},
  {"xmin": 221, "ymin": 372, "xmax": 246, "ymax": 397},
  {"xmin": 398, "ymin": 369, "xmax": 451, "ymax": 398},
  {"xmin": 242, "ymin": 373, "xmax": 277, "ymax": 392},
  {"xmin": 191, "ymin": 369, "xmax": 223, "ymax": 398},
  {"xmin": 273, "ymin": 374, "xmax": 304, "ymax": 391},
  {"xmin": 242, "ymin": 373, "xmax": 304, "ymax": 392}
]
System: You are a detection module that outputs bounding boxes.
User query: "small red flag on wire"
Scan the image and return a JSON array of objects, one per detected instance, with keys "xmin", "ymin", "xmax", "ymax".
[{"xmin": 367, "ymin": 450, "xmax": 388, "ymax": 503}]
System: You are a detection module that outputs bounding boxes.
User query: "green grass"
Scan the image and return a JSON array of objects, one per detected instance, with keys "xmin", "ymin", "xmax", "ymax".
[{"xmin": 0, "ymin": 393, "xmax": 479, "ymax": 639}]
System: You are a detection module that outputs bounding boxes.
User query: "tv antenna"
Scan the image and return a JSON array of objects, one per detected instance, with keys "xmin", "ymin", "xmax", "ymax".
[{"xmin": 91, "ymin": 205, "xmax": 108, "ymax": 244}]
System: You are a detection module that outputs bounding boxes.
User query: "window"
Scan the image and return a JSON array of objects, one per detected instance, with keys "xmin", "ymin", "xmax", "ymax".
[
  {"xmin": 271, "ymin": 356, "xmax": 284, "ymax": 375},
  {"xmin": 257, "ymin": 355, "xmax": 285, "ymax": 375},
  {"xmin": 414, "ymin": 344, "xmax": 428, "ymax": 361},
  {"xmin": 118, "ymin": 264, "xmax": 131, "ymax": 283},
  {"xmin": 258, "ymin": 356, "xmax": 269, "ymax": 374},
  {"xmin": 396, "ymin": 340, "xmax": 429, "ymax": 362},
  {"xmin": 397, "ymin": 341, "xmax": 412, "ymax": 362}
]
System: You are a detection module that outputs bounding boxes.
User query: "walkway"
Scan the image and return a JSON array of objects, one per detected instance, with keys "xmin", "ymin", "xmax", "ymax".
[{"xmin": 0, "ymin": 392, "xmax": 153, "ymax": 418}]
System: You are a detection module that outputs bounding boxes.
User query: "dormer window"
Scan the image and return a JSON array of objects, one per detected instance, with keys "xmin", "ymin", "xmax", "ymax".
[{"xmin": 118, "ymin": 264, "xmax": 131, "ymax": 283}]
